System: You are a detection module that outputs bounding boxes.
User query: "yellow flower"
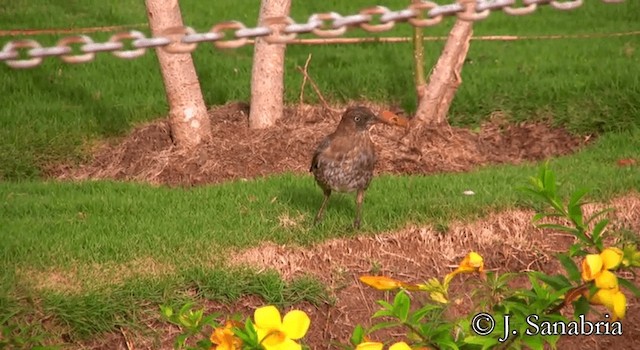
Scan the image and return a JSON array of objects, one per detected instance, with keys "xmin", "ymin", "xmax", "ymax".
[
  {"xmin": 581, "ymin": 247, "xmax": 624, "ymax": 282},
  {"xmin": 355, "ymin": 342, "xmax": 384, "ymax": 350},
  {"xmin": 210, "ymin": 320, "xmax": 242, "ymax": 350},
  {"xmin": 457, "ymin": 252, "xmax": 484, "ymax": 273},
  {"xmin": 594, "ymin": 270, "xmax": 618, "ymax": 290},
  {"xmin": 355, "ymin": 341, "xmax": 412, "ymax": 350},
  {"xmin": 253, "ymin": 306, "xmax": 310, "ymax": 350},
  {"xmin": 601, "ymin": 247, "xmax": 623, "ymax": 270},
  {"xmin": 359, "ymin": 276, "xmax": 420, "ymax": 291},
  {"xmin": 444, "ymin": 252, "xmax": 485, "ymax": 286},
  {"xmin": 580, "ymin": 248, "xmax": 627, "ymax": 320},
  {"xmin": 581, "ymin": 254, "xmax": 603, "ymax": 281},
  {"xmin": 359, "ymin": 276, "xmax": 405, "ymax": 291},
  {"xmin": 590, "ymin": 287, "xmax": 627, "ymax": 320},
  {"xmin": 389, "ymin": 342, "xmax": 412, "ymax": 350}
]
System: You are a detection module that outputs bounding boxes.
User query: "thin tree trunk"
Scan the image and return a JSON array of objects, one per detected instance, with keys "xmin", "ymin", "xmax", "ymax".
[
  {"xmin": 145, "ymin": 0, "xmax": 211, "ymax": 148},
  {"xmin": 249, "ymin": 0, "xmax": 292, "ymax": 129},
  {"xmin": 412, "ymin": 1, "xmax": 475, "ymax": 128},
  {"xmin": 412, "ymin": 0, "xmax": 427, "ymax": 99}
]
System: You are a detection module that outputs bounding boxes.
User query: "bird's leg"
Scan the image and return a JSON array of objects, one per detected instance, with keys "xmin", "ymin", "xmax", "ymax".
[
  {"xmin": 353, "ymin": 189, "xmax": 365, "ymax": 229},
  {"xmin": 314, "ymin": 189, "xmax": 331, "ymax": 225}
]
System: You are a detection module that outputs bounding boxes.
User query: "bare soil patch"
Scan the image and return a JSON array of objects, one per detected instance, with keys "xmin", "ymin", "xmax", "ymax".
[
  {"xmin": 74, "ymin": 193, "xmax": 640, "ymax": 350},
  {"xmin": 51, "ymin": 102, "xmax": 588, "ymax": 186},
  {"xmin": 17, "ymin": 257, "xmax": 176, "ymax": 295}
]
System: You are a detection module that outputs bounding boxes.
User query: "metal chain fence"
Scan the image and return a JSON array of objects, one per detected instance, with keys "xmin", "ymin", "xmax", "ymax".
[{"xmin": 0, "ymin": 0, "xmax": 627, "ymax": 69}]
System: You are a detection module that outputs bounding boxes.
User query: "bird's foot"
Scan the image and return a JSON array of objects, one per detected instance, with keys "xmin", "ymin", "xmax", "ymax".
[{"xmin": 352, "ymin": 218, "xmax": 361, "ymax": 230}]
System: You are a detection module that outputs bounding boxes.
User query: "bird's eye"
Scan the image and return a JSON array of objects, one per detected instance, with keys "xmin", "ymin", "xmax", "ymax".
[{"xmin": 354, "ymin": 116, "xmax": 361, "ymax": 122}]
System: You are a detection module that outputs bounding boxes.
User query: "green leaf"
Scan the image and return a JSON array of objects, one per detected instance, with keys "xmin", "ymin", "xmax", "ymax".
[
  {"xmin": 160, "ymin": 305, "xmax": 174, "ymax": 319},
  {"xmin": 367, "ymin": 321, "xmax": 399, "ymax": 333},
  {"xmin": 376, "ymin": 300, "xmax": 393, "ymax": 310},
  {"xmin": 532, "ymin": 212, "xmax": 546, "ymax": 223},
  {"xmin": 619, "ymin": 278, "xmax": 640, "ymax": 297},
  {"xmin": 573, "ymin": 295, "xmax": 590, "ymax": 317},
  {"xmin": 544, "ymin": 334, "xmax": 561, "ymax": 349},
  {"xmin": 463, "ymin": 336, "xmax": 500, "ymax": 349},
  {"xmin": 201, "ymin": 314, "xmax": 219, "ymax": 328},
  {"xmin": 568, "ymin": 243, "xmax": 587, "ymax": 257},
  {"xmin": 519, "ymin": 187, "xmax": 550, "ymax": 203},
  {"xmin": 531, "ymin": 272, "xmax": 572, "ymax": 291},
  {"xmin": 586, "ymin": 208, "xmax": 615, "ymax": 225},
  {"xmin": 196, "ymin": 339, "xmax": 213, "ymax": 348},
  {"xmin": 349, "ymin": 325, "xmax": 365, "ymax": 346},
  {"xmin": 392, "ymin": 291, "xmax": 411, "ymax": 322},
  {"xmin": 179, "ymin": 302, "xmax": 194, "ymax": 315},
  {"xmin": 372, "ymin": 309, "xmax": 394, "ymax": 319},
  {"xmin": 178, "ymin": 314, "xmax": 193, "ymax": 328},
  {"xmin": 543, "ymin": 168, "xmax": 557, "ymax": 196},
  {"xmin": 174, "ymin": 333, "xmax": 189, "ymax": 349},
  {"xmin": 234, "ymin": 330, "xmax": 253, "ymax": 346},
  {"xmin": 567, "ymin": 203, "xmax": 584, "ymax": 229},
  {"xmin": 568, "ymin": 188, "xmax": 590, "ymax": 209},
  {"xmin": 432, "ymin": 339, "xmax": 460, "ymax": 350},
  {"xmin": 522, "ymin": 334, "xmax": 545, "ymax": 350},
  {"xmin": 556, "ymin": 253, "xmax": 581, "ymax": 282},
  {"xmin": 591, "ymin": 219, "xmax": 609, "ymax": 245},
  {"xmin": 409, "ymin": 304, "xmax": 441, "ymax": 323}
]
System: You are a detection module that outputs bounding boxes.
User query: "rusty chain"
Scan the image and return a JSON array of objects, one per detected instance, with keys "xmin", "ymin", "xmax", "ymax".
[{"xmin": 0, "ymin": 0, "xmax": 627, "ymax": 69}]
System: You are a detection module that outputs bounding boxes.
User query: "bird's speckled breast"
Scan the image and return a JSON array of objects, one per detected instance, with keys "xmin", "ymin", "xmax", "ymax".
[{"xmin": 312, "ymin": 132, "xmax": 377, "ymax": 193}]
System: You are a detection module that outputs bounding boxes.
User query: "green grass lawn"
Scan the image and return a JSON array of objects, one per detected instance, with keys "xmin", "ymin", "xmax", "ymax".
[{"xmin": 1, "ymin": 0, "xmax": 639, "ymax": 346}]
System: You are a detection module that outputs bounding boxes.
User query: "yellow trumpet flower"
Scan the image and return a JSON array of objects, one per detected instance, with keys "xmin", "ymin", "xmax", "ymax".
[
  {"xmin": 581, "ymin": 254, "xmax": 604, "ymax": 282},
  {"xmin": 590, "ymin": 287, "xmax": 627, "ymax": 320},
  {"xmin": 581, "ymin": 247, "xmax": 627, "ymax": 320},
  {"xmin": 355, "ymin": 342, "xmax": 384, "ymax": 350},
  {"xmin": 457, "ymin": 252, "xmax": 484, "ymax": 273},
  {"xmin": 355, "ymin": 341, "xmax": 413, "ymax": 350},
  {"xmin": 601, "ymin": 247, "xmax": 623, "ymax": 270},
  {"xmin": 253, "ymin": 306, "xmax": 310, "ymax": 350},
  {"xmin": 210, "ymin": 320, "xmax": 242, "ymax": 350},
  {"xmin": 444, "ymin": 252, "xmax": 485, "ymax": 286},
  {"xmin": 359, "ymin": 276, "xmax": 420, "ymax": 291},
  {"xmin": 389, "ymin": 341, "xmax": 412, "ymax": 350},
  {"xmin": 594, "ymin": 270, "xmax": 619, "ymax": 290},
  {"xmin": 581, "ymin": 247, "xmax": 623, "ymax": 282}
]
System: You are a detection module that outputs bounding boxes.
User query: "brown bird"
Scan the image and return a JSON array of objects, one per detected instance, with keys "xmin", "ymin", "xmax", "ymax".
[{"xmin": 310, "ymin": 106, "xmax": 403, "ymax": 229}]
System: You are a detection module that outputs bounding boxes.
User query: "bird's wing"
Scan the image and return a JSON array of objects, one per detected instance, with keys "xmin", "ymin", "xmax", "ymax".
[{"xmin": 310, "ymin": 136, "xmax": 332, "ymax": 172}]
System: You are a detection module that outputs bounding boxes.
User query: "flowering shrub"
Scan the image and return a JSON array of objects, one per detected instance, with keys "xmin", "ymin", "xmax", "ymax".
[
  {"xmin": 161, "ymin": 303, "xmax": 310, "ymax": 350},
  {"xmin": 347, "ymin": 163, "xmax": 640, "ymax": 349},
  {"xmin": 164, "ymin": 163, "xmax": 639, "ymax": 349}
]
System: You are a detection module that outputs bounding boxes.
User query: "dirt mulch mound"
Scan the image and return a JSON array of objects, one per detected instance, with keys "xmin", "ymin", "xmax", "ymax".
[{"xmin": 52, "ymin": 102, "xmax": 588, "ymax": 186}]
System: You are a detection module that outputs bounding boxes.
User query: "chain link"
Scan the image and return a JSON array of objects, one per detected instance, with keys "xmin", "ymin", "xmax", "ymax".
[{"xmin": 0, "ymin": 0, "xmax": 626, "ymax": 69}]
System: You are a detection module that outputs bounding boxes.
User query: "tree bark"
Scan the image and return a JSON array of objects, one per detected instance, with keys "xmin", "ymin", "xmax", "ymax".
[
  {"xmin": 412, "ymin": 0, "xmax": 427, "ymax": 98},
  {"xmin": 249, "ymin": 0, "xmax": 292, "ymax": 129},
  {"xmin": 145, "ymin": 0, "xmax": 211, "ymax": 148},
  {"xmin": 412, "ymin": 2, "xmax": 475, "ymax": 128}
]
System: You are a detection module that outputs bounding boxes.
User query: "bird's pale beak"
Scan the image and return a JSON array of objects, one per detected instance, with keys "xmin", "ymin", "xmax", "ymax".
[{"xmin": 377, "ymin": 110, "xmax": 410, "ymax": 128}]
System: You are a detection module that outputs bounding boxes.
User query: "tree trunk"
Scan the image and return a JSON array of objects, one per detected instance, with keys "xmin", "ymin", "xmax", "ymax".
[
  {"xmin": 145, "ymin": 0, "xmax": 211, "ymax": 148},
  {"xmin": 412, "ymin": 1, "xmax": 476, "ymax": 129},
  {"xmin": 249, "ymin": 0, "xmax": 292, "ymax": 129}
]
